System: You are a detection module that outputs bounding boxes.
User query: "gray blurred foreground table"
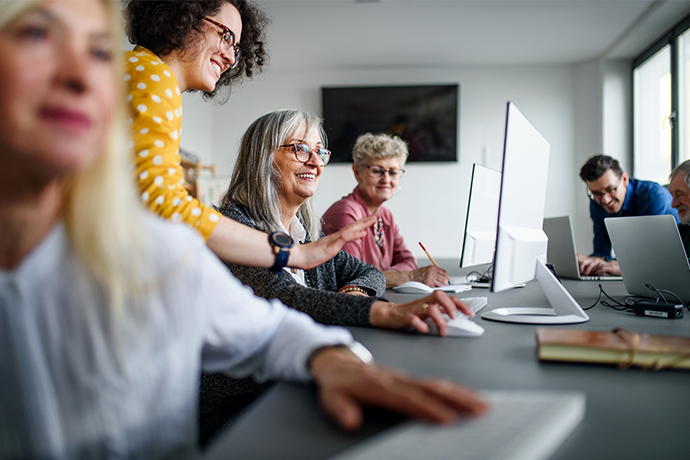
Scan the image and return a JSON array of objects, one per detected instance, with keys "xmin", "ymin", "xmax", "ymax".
[{"xmin": 203, "ymin": 261, "xmax": 690, "ymax": 460}]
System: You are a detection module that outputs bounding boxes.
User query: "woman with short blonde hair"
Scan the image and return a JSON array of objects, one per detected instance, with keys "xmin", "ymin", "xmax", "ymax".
[{"xmin": 323, "ymin": 132, "xmax": 451, "ymax": 288}]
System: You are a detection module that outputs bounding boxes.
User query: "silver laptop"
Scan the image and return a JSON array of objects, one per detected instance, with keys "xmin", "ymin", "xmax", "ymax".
[
  {"xmin": 543, "ymin": 216, "xmax": 622, "ymax": 281},
  {"xmin": 605, "ymin": 215, "xmax": 690, "ymax": 303}
]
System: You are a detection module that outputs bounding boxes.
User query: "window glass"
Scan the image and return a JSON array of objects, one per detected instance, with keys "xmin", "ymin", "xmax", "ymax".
[
  {"xmin": 679, "ymin": 29, "xmax": 690, "ymax": 164},
  {"xmin": 634, "ymin": 45, "xmax": 672, "ymax": 184}
]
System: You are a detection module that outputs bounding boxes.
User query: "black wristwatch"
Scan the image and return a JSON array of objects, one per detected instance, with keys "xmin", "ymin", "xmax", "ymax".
[{"xmin": 269, "ymin": 231, "xmax": 295, "ymax": 272}]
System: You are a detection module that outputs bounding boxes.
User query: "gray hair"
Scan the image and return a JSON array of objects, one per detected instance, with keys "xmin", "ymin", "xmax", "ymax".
[
  {"xmin": 220, "ymin": 110, "xmax": 325, "ymax": 242},
  {"xmin": 670, "ymin": 160, "xmax": 690, "ymax": 188},
  {"xmin": 352, "ymin": 132, "xmax": 409, "ymax": 166}
]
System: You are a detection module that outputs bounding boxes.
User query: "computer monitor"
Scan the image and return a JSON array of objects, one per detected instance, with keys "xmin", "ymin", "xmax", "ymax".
[
  {"xmin": 459, "ymin": 164, "xmax": 501, "ymax": 268},
  {"xmin": 481, "ymin": 102, "xmax": 589, "ymax": 325}
]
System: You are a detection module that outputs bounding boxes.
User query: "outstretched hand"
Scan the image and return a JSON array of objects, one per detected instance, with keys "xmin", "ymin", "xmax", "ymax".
[
  {"xmin": 289, "ymin": 215, "xmax": 377, "ymax": 270},
  {"xmin": 370, "ymin": 291, "xmax": 475, "ymax": 337},
  {"xmin": 309, "ymin": 347, "xmax": 489, "ymax": 431}
]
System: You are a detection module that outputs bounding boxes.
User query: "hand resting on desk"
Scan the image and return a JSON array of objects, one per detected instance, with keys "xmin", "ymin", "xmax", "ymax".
[
  {"xmin": 369, "ymin": 291, "xmax": 475, "ymax": 337},
  {"xmin": 384, "ymin": 265, "xmax": 451, "ymax": 289},
  {"xmin": 309, "ymin": 346, "xmax": 489, "ymax": 432}
]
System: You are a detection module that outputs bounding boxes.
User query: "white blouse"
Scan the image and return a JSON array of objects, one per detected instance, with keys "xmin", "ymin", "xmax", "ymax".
[
  {"xmin": 280, "ymin": 216, "xmax": 307, "ymax": 286},
  {"xmin": 0, "ymin": 214, "xmax": 352, "ymax": 459}
]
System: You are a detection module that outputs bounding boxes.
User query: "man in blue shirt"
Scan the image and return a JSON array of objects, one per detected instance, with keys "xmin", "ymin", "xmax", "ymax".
[
  {"xmin": 577, "ymin": 155, "xmax": 678, "ymax": 275},
  {"xmin": 669, "ymin": 160, "xmax": 690, "ymax": 257}
]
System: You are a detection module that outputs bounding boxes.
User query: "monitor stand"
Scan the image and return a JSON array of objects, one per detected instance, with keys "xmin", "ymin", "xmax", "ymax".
[{"xmin": 481, "ymin": 259, "xmax": 590, "ymax": 324}]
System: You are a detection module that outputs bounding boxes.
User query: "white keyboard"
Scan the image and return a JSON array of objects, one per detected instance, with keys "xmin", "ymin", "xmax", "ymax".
[
  {"xmin": 459, "ymin": 296, "xmax": 488, "ymax": 313},
  {"xmin": 329, "ymin": 391, "xmax": 586, "ymax": 460}
]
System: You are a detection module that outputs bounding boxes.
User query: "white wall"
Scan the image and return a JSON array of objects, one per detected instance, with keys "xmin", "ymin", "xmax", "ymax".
[
  {"xmin": 181, "ymin": 63, "xmax": 585, "ymax": 260},
  {"xmin": 572, "ymin": 59, "xmax": 605, "ymax": 254}
]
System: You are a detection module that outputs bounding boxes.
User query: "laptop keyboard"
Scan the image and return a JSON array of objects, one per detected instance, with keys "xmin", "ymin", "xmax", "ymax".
[
  {"xmin": 459, "ymin": 296, "xmax": 488, "ymax": 313},
  {"xmin": 579, "ymin": 274, "xmax": 622, "ymax": 281}
]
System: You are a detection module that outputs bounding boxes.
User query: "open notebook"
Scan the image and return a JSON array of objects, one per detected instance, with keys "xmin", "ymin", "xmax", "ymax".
[{"xmin": 330, "ymin": 391, "xmax": 585, "ymax": 460}]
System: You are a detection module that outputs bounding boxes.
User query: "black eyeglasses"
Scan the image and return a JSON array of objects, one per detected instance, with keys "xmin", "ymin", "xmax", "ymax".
[
  {"xmin": 587, "ymin": 180, "xmax": 622, "ymax": 201},
  {"xmin": 360, "ymin": 165, "xmax": 405, "ymax": 179},
  {"xmin": 280, "ymin": 143, "xmax": 331, "ymax": 166},
  {"xmin": 203, "ymin": 17, "xmax": 240, "ymax": 69}
]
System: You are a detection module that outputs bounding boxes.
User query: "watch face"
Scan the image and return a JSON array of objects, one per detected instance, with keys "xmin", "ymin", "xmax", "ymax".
[{"xmin": 271, "ymin": 232, "xmax": 294, "ymax": 248}]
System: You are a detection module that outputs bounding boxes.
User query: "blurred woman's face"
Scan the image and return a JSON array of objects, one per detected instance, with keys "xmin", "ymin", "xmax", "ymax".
[
  {"xmin": 354, "ymin": 156, "xmax": 402, "ymax": 208},
  {"xmin": 0, "ymin": 0, "xmax": 116, "ymax": 185}
]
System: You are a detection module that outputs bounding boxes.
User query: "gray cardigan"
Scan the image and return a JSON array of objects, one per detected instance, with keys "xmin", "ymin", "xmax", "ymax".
[
  {"xmin": 199, "ymin": 204, "xmax": 387, "ymax": 445},
  {"xmin": 220, "ymin": 203, "xmax": 386, "ymax": 327}
]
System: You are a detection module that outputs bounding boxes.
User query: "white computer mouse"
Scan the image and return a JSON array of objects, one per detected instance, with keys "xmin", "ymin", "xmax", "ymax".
[
  {"xmin": 424, "ymin": 314, "xmax": 485, "ymax": 337},
  {"xmin": 392, "ymin": 281, "xmax": 434, "ymax": 294}
]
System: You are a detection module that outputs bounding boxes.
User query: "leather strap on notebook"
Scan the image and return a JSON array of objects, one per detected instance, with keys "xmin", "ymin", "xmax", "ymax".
[{"xmin": 612, "ymin": 327, "xmax": 690, "ymax": 371}]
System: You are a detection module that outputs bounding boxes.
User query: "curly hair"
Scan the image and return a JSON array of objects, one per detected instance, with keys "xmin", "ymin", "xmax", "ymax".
[
  {"xmin": 352, "ymin": 132, "xmax": 409, "ymax": 166},
  {"xmin": 579, "ymin": 154, "xmax": 624, "ymax": 182},
  {"xmin": 124, "ymin": 0, "xmax": 269, "ymax": 102}
]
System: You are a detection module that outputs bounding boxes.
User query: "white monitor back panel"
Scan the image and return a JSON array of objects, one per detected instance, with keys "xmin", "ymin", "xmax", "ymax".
[{"xmin": 492, "ymin": 102, "xmax": 550, "ymax": 293}]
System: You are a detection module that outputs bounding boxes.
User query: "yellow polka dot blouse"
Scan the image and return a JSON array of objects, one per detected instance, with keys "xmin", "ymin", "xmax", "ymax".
[{"xmin": 125, "ymin": 46, "xmax": 221, "ymax": 241}]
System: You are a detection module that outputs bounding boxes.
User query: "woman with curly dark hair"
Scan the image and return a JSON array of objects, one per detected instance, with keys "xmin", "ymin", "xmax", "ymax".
[{"xmin": 123, "ymin": 0, "xmax": 375, "ymax": 274}]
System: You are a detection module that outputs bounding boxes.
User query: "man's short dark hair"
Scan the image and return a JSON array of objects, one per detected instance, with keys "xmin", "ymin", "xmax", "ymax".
[{"xmin": 579, "ymin": 155, "xmax": 624, "ymax": 182}]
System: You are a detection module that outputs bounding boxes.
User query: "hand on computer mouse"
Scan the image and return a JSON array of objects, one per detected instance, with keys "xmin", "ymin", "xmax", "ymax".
[{"xmin": 369, "ymin": 291, "xmax": 475, "ymax": 337}]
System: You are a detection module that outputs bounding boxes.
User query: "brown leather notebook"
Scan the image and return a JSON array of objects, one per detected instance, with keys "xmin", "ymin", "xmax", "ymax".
[{"xmin": 536, "ymin": 327, "xmax": 690, "ymax": 370}]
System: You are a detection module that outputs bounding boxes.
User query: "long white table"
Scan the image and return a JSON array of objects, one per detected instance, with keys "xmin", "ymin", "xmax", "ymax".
[{"xmin": 203, "ymin": 261, "xmax": 690, "ymax": 459}]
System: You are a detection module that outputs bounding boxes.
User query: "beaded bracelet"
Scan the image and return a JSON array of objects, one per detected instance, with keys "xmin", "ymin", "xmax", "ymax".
[{"xmin": 339, "ymin": 285, "xmax": 368, "ymax": 295}]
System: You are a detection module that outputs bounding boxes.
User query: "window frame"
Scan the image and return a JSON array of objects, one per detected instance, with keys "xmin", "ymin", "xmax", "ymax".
[{"xmin": 632, "ymin": 14, "xmax": 690, "ymax": 174}]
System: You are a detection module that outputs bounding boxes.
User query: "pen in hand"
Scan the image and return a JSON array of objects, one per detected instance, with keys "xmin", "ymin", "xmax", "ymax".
[
  {"xmin": 419, "ymin": 242, "xmax": 450, "ymax": 285},
  {"xmin": 418, "ymin": 242, "xmax": 439, "ymax": 267}
]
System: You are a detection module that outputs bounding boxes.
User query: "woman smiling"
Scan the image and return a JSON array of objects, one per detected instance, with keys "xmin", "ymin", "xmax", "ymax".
[
  {"xmin": 123, "ymin": 0, "xmax": 374, "ymax": 276},
  {"xmin": 219, "ymin": 111, "xmax": 473, "ymax": 333},
  {"xmin": 323, "ymin": 133, "xmax": 451, "ymax": 288},
  {"xmin": 0, "ymin": 1, "xmax": 486, "ymax": 457}
]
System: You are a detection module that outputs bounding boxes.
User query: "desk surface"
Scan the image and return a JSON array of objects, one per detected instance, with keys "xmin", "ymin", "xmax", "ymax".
[{"xmin": 204, "ymin": 261, "xmax": 690, "ymax": 460}]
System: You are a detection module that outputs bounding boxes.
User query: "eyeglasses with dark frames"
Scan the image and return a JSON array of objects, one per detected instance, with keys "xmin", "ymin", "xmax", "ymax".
[
  {"xmin": 360, "ymin": 165, "xmax": 405, "ymax": 179},
  {"xmin": 280, "ymin": 143, "xmax": 331, "ymax": 166},
  {"xmin": 586, "ymin": 180, "xmax": 622, "ymax": 201},
  {"xmin": 203, "ymin": 16, "xmax": 240, "ymax": 69}
]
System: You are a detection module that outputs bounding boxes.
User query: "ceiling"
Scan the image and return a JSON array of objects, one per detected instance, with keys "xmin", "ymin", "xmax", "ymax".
[{"xmin": 258, "ymin": 0, "xmax": 690, "ymax": 70}]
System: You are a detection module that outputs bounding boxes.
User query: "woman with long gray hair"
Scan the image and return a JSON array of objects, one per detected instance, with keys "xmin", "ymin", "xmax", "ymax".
[{"xmin": 219, "ymin": 110, "xmax": 475, "ymax": 333}]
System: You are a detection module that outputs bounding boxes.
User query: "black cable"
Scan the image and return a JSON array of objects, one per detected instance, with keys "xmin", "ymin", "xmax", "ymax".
[
  {"xmin": 644, "ymin": 284, "xmax": 689, "ymax": 310},
  {"xmin": 644, "ymin": 284, "xmax": 668, "ymax": 303},
  {"xmin": 585, "ymin": 284, "xmax": 632, "ymax": 312},
  {"xmin": 589, "ymin": 282, "xmax": 689, "ymax": 315},
  {"xmin": 466, "ymin": 264, "xmax": 494, "ymax": 284}
]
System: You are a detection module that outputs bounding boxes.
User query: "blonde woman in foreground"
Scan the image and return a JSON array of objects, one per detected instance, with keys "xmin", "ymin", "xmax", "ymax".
[{"xmin": 0, "ymin": 0, "xmax": 487, "ymax": 458}]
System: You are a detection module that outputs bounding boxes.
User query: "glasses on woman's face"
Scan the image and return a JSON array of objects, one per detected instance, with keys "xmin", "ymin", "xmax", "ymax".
[
  {"xmin": 587, "ymin": 180, "xmax": 622, "ymax": 201},
  {"xmin": 360, "ymin": 165, "xmax": 405, "ymax": 179},
  {"xmin": 280, "ymin": 143, "xmax": 331, "ymax": 166},
  {"xmin": 203, "ymin": 17, "xmax": 241, "ymax": 69}
]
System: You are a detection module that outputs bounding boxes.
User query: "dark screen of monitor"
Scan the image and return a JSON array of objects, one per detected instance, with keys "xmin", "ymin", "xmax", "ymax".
[{"xmin": 321, "ymin": 84, "xmax": 459, "ymax": 163}]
